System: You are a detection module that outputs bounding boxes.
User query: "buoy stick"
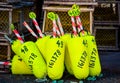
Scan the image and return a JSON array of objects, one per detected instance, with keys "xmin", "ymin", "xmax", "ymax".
[
  {"xmin": 29, "ymin": 12, "xmax": 43, "ymax": 38},
  {"xmin": 10, "ymin": 24, "xmax": 24, "ymax": 43},
  {"xmin": 0, "ymin": 61, "xmax": 11, "ymax": 66},
  {"xmin": 23, "ymin": 21, "xmax": 38, "ymax": 39},
  {"xmin": 53, "ymin": 20, "xmax": 61, "ymax": 37},
  {"xmin": 72, "ymin": 4, "xmax": 84, "ymax": 34},
  {"xmin": 56, "ymin": 14, "xmax": 64, "ymax": 36},
  {"xmin": 47, "ymin": 12, "xmax": 61, "ymax": 38},
  {"xmin": 68, "ymin": 10, "xmax": 77, "ymax": 36}
]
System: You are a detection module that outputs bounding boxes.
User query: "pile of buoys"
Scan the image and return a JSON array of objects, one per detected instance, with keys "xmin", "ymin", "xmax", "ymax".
[
  {"xmin": 3, "ymin": 4, "xmax": 101, "ymax": 82},
  {"xmin": 66, "ymin": 4, "xmax": 101, "ymax": 79},
  {"xmin": 10, "ymin": 23, "xmax": 47, "ymax": 79}
]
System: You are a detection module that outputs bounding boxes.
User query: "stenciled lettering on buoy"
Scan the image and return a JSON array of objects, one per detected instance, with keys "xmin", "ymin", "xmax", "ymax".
[
  {"xmin": 48, "ymin": 39, "xmax": 64, "ymax": 68},
  {"xmin": 56, "ymin": 40, "xmax": 63, "ymax": 48},
  {"xmin": 21, "ymin": 46, "xmax": 28, "ymax": 53},
  {"xmin": 89, "ymin": 48, "xmax": 97, "ymax": 68},
  {"xmin": 21, "ymin": 45, "xmax": 38, "ymax": 71},
  {"xmin": 83, "ymin": 39, "xmax": 88, "ymax": 47},
  {"xmin": 48, "ymin": 49, "xmax": 61, "ymax": 68},
  {"xmin": 77, "ymin": 51, "xmax": 87, "ymax": 68}
]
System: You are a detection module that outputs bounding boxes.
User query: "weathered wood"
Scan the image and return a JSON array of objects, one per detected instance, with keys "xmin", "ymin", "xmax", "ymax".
[
  {"xmin": 0, "ymin": 7, "xmax": 12, "ymax": 11},
  {"xmin": 0, "ymin": 40, "xmax": 11, "ymax": 60},
  {"xmin": 118, "ymin": 3, "xmax": 120, "ymax": 25},
  {"xmin": 0, "ymin": 43, "xmax": 9, "ymax": 45},
  {"xmin": 44, "ymin": 1, "xmax": 98, "ymax": 6},
  {"xmin": 43, "ymin": 6, "xmax": 94, "ymax": 12},
  {"xmin": 97, "ymin": 1, "xmax": 120, "ymax": 3},
  {"xmin": 0, "ymin": 0, "xmax": 21, "ymax": 3},
  {"xmin": 0, "ymin": 4, "xmax": 12, "ymax": 8},
  {"xmin": 94, "ymin": 21, "xmax": 119, "ymax": 26},
  {"xmin": 0, "ymin": 39, "xmax": 8, "ymax": 42},
  {"xmin": 0, "ymin": 2, "xmax": 7, "ymax": 5}
]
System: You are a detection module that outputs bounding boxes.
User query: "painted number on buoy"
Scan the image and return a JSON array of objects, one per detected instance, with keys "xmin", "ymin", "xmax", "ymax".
[
  {"xmin": 56, "ymin": 40, "xmax": 63, "ymax": 48},
  {"xmin": 48, "ymin": 49, "xmax": 61, "ymax": 68},
  {"xmin": 21, "ymin": 46, "xmax": 28, "ymax": 53},
  {"xmin": 77, "ymin": 51, "xmax": 87, "ymax": 68},
  {"xmin": 28, "ymin": 53, "xmax": 37, "ymax": 70},
  {"xmin": 21, "ymin": 45, "xmax": 37, "ymax": 70},
  {"xmin": 89, "ymin": 48, "xmax": 97, "ymax": 68},
  {"xmin": 83, "ymin": 39, "xmax": 88, "ymax": 47}
]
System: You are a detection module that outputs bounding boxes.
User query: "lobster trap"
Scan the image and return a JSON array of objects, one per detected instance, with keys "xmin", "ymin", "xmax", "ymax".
[
  {"xmin": 0, "ymin": 2, "xmax": 34, "ymax": 60},
  {"xmin": 0, "ymin": 39, "xmax": 10, "ymax": 60},
  {"xmin": 94, "ymin": 26, "xmax": 119, "ymax": 50},
  {"xmin": 93, "ymin": 0, "xmax": 119, "ymax": 50},
  {"xmin": 43, "ymin": 9, "xmax": 92, "ymax": 33},
  {"xmin": 42, "ymin": 0, "xmax": 97, "ymax": 34}
]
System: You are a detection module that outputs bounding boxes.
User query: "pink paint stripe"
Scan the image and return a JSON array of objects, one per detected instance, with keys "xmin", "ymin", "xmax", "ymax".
[
  {"xmin": 71, "ymin": 16, "xmax": 77, "ymax": 36},
  {"xmin": 52, "ymin": 27, "xmax": 56, "ymax": 38},
  {"xmin": 53, "ymin": 31, "xmax": 56, "ymax": 38},
  {"xmin": 76, "ymin": 19, "xmax": 81, "ymax": 32},
  {"xmin": 23, "ymin": 21, "xmax": 38, "ymax": 39},
  {"xmin": 76, "ymin": 16, "xmax": 83, "ymax": 31},
  {"xmin": 52, "ymin": 21, "xmax": 57, "ymax": 38},
  {"xmin": 72, "ymin": 22, "xmax": 76, "ymax": 28},
  {"xmin": 3, "ymin": 62, "xmax": 10, "ymax": 65},
  {"xmin": 53, "ymin": 20, "xmax": 60, "ymax": 37},
  {"xmin": 32, "ymin": 19, "xmax": 43, "ymax": 38},
  {"xmin": 13, "ymin": 29, "xmax": 24, "ymax": 43},
  {"xmin": 33, "ymin": 20, "xmax": 39, "ymax": 26},
  {"xmin": 57, "ymin": 16, "xmax": 64, "ymax": 36}
]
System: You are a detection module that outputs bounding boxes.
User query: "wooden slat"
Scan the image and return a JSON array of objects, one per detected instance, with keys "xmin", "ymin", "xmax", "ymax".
[
  {"xmin": 43, "ymin": 6, "xmax": 94, "ymax": 12},
  {"xmin": 118, "ymin": 3, "xmax": 120, "ymax": 25},
  {"xmin": 44, "ymin": 0, "xmax": 94, "ymax": 1},
  {"xmin": 94, "ymin": 26, "xmax": 119, "ymax": 30},
  {"xmin": 44, "ymin": 1, "xmax": 98, "ymax": 6},
  {"xmin": 0, "ymin": 39, "xmax": 8, "ymax": 42},
  {"xmin": 0, "ymin": 7, "xmax": 12, "ymax": 11},
  {"xmin": 98, "ymin": 46, "xmax": 119, "ymax": 50},
  {"xmin": 0, "ymin": 2, "xmax": 7, "ymax": 5},
  {"xmin": 97, "ymin": 1, "xmax": 120, "ymax": 3},
  {"xmin": 94, "ymin": 21, "xmax": 119, "ymax": 26},
  {"xmin": 0, "ymin": 32, "xmax": 6, "ymax": 35},
  {"xmin": 0, "ymin": 4, "xmax": 12, "ymax": 8},
  {"xmin": 0, "ymin": 43, "xmax": 9, "ymax": 45}
]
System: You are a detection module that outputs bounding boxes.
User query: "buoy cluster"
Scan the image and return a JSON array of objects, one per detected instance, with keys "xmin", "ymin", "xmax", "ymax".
[{"xmin": 3, "ymin": 4, "xmax": 101, "ymax": 81}]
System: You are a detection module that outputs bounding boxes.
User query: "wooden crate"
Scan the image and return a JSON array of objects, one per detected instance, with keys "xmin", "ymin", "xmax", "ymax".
[
  {"xmin": 42, "ymin": 6, "xmax": 94, "ymax": 34},
  {"xmin": 42, "ymin": 0, "xmax": 97, "ymax": 34},
  {"xmin": 94, "ymin": 26, "xmax": 119, "ymax": 50},
  {"xmin": 0, "ymin": 33, "xmax": 11, "ymax": 60},
  {"xmin": 0, "ymin": 3, "xmax": 33, "ymax": 60}
]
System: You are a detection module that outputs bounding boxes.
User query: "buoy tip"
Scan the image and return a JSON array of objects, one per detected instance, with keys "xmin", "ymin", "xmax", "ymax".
[{"xmin": 10, "ymin": 24, "xmax": 15, "ymax": 30}]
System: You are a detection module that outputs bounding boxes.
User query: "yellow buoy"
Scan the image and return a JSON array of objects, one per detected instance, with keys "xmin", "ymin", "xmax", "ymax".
[
  {"xmin": 45, "ymin": 38, "xmax": 65, "ymax": 80},
  {"xmin": 86, "ymin": 35, "xmax": 101, "ymax": 76},
  {"xmin": 67, "ymin": 36, "xmax": 89, "ymax": 79},
  {"xmin": 61, "ymin": 33, "xmax": 73, "ymax": 75},
  {"xmin": 79, "ymin": 31, "xmax": 101, "ymax": 76},
  {"xmin": 35, "ymin": 35, "xmax": 50, "ymax": 60},
  {"xmin": 11, "ymin": 40, "xmax": 22, "ymax": 54},
  {"xmin": 17, "ymin": 41, "xmax": 47, "ymax": 78},
  {"xmin": 11, "ymin": 55, "xmax": 32, "ymax": 74}
]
